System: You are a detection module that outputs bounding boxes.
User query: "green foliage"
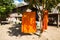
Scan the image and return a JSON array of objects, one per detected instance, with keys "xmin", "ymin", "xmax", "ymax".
[
  {"xmin": 0, "ymin": 0, "xmax": 15, "ymax": 13},
  {"xmin": 0, "ymin": 6, "xmax": 6, "ymax": 13},
  {"xmin": 0, "ymin": 0, "xmax": 16, "ymax": 21},
  {"xmin": 24, "ymin": 0, "xmax": 40, "ymax": 8},
  {"xmin": 42, "ymin": 0, "xmax": 60, "ymax": 11},
  {"xmin": 24, "ymin": 0, "xmax": 60, "ymax": 12}
]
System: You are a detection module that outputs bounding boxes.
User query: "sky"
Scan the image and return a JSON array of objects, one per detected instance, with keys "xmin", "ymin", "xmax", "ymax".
[
  {"xmin": 14, "ymin": 0, "xmax": 24, "ymax": 3},
  {"xmin": 18, "ymin": 0, "xmax": 24, "ymax": 2},
  {"xmin": 14, "ymin": 0, "xmax": 27, "ymax": 6}
]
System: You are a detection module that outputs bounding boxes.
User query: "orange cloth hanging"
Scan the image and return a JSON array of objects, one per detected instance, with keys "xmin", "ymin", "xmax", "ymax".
[
  {"xmin": 21, "ymin": 12, "xmax": 36, "ymax": 33},
  {"xmin": 42, "ymin": 10, "xmax": 48, "ymax": 32}
]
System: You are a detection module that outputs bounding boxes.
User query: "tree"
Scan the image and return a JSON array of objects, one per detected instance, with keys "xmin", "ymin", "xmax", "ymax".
[
  {"xmin": 24, "ymin": 0, "xmax": 60, "ymax": 12},
  {"xmin": 24, "ymin": 0, "xmax": 60, "ymax": 36},
  {"xmin": 0, "ymin": 0, "xmax": 16, "ymax": 21}
]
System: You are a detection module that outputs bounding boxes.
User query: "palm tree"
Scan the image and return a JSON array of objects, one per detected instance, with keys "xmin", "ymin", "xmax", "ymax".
[{"xmin": 24, "ymin": 0, "xmax": 60, "ymax": 36}]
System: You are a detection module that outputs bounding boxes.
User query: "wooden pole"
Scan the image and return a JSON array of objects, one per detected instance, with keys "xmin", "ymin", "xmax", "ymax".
[{"xmin": 57, "ymin": 14, "xmax": 59, "ymax": 28}]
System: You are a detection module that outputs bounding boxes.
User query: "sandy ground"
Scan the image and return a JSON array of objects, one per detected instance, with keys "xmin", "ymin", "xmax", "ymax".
[{"xmin": 0, "ymin": 24, "xmax": 60, "ymax": 40}]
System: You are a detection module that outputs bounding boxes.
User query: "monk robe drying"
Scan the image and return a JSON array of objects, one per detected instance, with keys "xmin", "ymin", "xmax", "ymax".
[
  {"xmin": 42, "ymin": 10, "xmax": 48, "ymax": 32},
  {"xmin": 21, "ymin": 12, "xmax": 36, "ymax": 33}
]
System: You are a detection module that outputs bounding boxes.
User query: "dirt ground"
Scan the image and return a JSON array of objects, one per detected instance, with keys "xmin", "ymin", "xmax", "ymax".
[{"xmin": 0, "ymin": 24, "xmax": 60, "ymax": 40}]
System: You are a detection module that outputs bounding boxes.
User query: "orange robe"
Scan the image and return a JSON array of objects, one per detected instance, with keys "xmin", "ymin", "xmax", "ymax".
[
  {"xmin": 21, "ymin": 12, "xmax": 36, "ymax": 33},
  {"xmin": 42, "ymin": 10, "xmax": 48, "ymax": 32}
]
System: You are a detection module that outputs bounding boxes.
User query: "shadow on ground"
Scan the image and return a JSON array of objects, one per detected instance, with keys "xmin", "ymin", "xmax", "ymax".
[
  {"xmin": 7, "ymin": 23, "xmax": 40, "ymax": 37},
  {"xmin": 8, "ymin": 23, "xmax": 58, "ymax": 37},
  {"xmin": 8, "ymin": 23, "xmax": 21, "ymax": 36}
]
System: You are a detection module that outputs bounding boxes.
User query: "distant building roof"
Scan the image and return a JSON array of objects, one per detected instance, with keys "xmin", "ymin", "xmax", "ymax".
[{"xmin": 57, "ymin": 3, "xmax": 60, "ymax": 6}]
